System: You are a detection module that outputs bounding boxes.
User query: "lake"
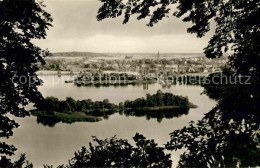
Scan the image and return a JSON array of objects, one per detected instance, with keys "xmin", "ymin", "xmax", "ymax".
[{"xmin": 7, "ymin": 75, "xmax": 216, "ymax": 167}]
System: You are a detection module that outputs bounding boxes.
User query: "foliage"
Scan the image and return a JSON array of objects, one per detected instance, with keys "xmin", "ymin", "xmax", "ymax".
[
  {"xmin": 33, "ymin": 111, "xmax": 101, "ymax": 127},
  {"xmin": 97, "ymin": 0, "xmax": 260, "ymax": 167},
  {"xmin": 36, "ymin": 93, "xmax": 191, "ymax": 125},
  {"xmin": 38, "ymin": 97, "xmax": 118, "ymax": 117},
  {"xmin": 0, "ymin": 154, "xmax": 33, "ymax": 168},
  {"xmin": 76, "ymin": 73, "xmax": 138, "ymax": 83},
  {"xmin": 68, "ymin": 133, "xmax": 172, "ymax": 168},
  {"xmin": 166, "ymin": 77, "xmax": 260, "ymax": 167},
  {"xmin": 124, "ymin": 90, "xmax": 190, "ymax": 108},
  {"xmin": 0, "ymin": 0, "xmax": 52, "ymax": 164},
  {"xmin": 122, "ymin": 90, "xmax": 191, "ymax": 122}
]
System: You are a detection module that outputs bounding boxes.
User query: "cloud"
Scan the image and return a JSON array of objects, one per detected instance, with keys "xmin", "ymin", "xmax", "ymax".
[
  {"xmin": 34, "ymin": 33, "xmax": 209, "ymax": 53},
  {"xmin": 34, "ymin": 0, "xmax": 213, "ymax": 53}
]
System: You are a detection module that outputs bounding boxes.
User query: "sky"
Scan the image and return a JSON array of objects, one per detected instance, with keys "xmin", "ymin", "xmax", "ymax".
[{"xmin": 33, "ymin": 0, "xmax": 214, "ymax": 53}]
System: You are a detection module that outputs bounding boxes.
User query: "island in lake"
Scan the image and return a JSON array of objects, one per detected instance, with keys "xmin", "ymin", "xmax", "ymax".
[{"xmin": 31, "ymin": 90, "xmax": 197, "ymax": 126}]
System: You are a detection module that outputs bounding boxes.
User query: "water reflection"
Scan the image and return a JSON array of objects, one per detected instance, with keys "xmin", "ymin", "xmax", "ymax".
[
  {"xmin": 7, "ymin": 75, "xmax": 216, "ymax": 168},
  {"xmin": 36, "ymin": 115, "xmax": 61, "ymax": 127},
  {"xmin": 121, "ymin": 108, "xmax": 189, "ymax": 123},
  {"xmin": 143, "ymin": 83, "xmax": 149, "ymax": 90},
  {"xmin": 35, "ymin": 108, "xmax": 190, "ymax": 127}
]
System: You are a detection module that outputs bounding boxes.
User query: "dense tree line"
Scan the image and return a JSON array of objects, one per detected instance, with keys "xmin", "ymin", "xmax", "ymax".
[
  {"xmin": 38, "ymin": 90, "xmax": 191, "ymax": 118},
  {"xmin": 124, "ymin": 90, "xmax": 189, "ymax": 108},
  {"xmin": 76, "ymin": 73, "xmax": 138, "ymax": 82},
  {"xmin": 38, "ymin": 97, "xmax": 118, "ymax": 116}
]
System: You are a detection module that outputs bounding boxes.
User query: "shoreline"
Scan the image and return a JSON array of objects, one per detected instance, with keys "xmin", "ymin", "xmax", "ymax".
[
  {"xmin": 31, "ymin": 103, "xmax": 197, "ymax": 124},
  {"xmin": 31, "ymin": 110, "xmax": 102, "ymax": 123},
  {"xmin": 126, "ymin": 104, "xmax": 198, "ymax": 111},
  {"xmin": 37, "ymin": 70, "xmax": 211, "ymax": 76}
]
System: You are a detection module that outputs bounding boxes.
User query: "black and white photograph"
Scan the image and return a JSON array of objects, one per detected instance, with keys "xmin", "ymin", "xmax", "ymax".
[{"xmin": 0, "ymin": 0, "xmax": 259, "ymax": 167}]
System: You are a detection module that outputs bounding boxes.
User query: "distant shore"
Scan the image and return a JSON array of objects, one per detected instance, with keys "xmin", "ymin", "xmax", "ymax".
[
  {"xmin": 37, "ymin": 70, "xmax": 80, "ymax": 76},
  {"xmin": 37, "ymin": 70, "xmax": 210, "ymax": 77}
]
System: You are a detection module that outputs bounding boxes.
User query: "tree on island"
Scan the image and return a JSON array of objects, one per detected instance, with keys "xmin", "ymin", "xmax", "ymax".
[
  {"xmin": 0, "ymin": 0, "xmax": 52, "ymax": 166},
  {"xmin": 35, "ymin": 97, "xmax": 119, "ymax": 118},
  {"xmin": 96, "ymin": 0, "xmax": 259, "ymax": 167},
  {"xmin": 124, "ymin": 90, "xmax": 190, "ymax": 108}
]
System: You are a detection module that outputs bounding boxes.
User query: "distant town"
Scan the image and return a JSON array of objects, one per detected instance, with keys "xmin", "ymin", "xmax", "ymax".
[{"xmin": 38, "ymin": 52, "xmax": 228, "ymax": 78}]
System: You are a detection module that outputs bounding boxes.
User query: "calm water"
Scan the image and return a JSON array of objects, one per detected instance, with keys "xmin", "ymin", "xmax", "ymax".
[{"xmin": 7, "ymin": 76, "xmax": 216, "ymax": 167}]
